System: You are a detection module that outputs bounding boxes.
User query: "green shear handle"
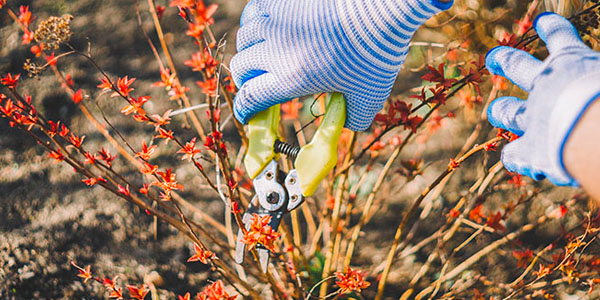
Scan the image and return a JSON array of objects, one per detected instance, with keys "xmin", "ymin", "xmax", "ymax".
[{"xmin": 244, "ymin": 93, "xmax": 347, "ymax": 196}]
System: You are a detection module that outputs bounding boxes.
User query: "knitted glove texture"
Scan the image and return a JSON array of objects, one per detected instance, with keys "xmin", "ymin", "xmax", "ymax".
[
  {"xmin": 231, "ymin": 0, "xmax": 452, "ymax": 131},
  {"xmin": 486, "ymin": 12, "xmax": 600, "ymax": 185}
]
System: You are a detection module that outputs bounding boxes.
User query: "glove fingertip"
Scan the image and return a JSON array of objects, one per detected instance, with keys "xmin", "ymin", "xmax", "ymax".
[
  {"xmin": 533, "ymin": 12, "xmax": 585, "ymax": 52},
  {"xmin": 533, "ymin": 12, "xmax": 569, "ymax": 41},
  {"xmin": 487, "ymin": 97, "xmax": 526, "ymax": 136},
  {"xmin": 500, "ymin": 139, "xmax": 526, "ymax": 172},
  {"xmin": 239, "ymin": 0, "xmax": 261, "ymax": 26},
  {"xmin": 233, "ymin": 81, "xmax": 266, "ymax": 124},
  {"xmin": 532, "ymin": 11, "xmax": 556, "ymax": 30},
  {"xmin": 486, "ymin": 98, "xmax": 503, "ymax": 129},
  {"xmin": 485, "ymin": 46, "xmax": 508, "ymax": 77},
  {"xmin": 501, "ymin": 140, "xmax": 546, "ymax": 182},
  {"xmin": 233, "ymin": 93, "xmax": 253, "ymax": 124}
]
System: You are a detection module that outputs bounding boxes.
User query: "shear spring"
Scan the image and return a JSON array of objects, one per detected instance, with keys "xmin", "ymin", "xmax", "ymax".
[{"xmin": 274, "ymin": 140, "xmax": 301, "ymax": 160}]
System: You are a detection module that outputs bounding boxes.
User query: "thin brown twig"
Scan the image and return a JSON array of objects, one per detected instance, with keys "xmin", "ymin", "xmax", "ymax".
[
  {"xmin": 416, "ymin": 216, "xmax": 548, "ymax": 300},
  {"xmin": 146, "ymin": 0, "xmax": 206, "ymax": 140},
  {"xmin": 374, "ymin": 136, "xmax": 503, "ymax": 300},
  {"xmin": 319, "ymin": 132, "xmax": 356, "ymax": 297}
]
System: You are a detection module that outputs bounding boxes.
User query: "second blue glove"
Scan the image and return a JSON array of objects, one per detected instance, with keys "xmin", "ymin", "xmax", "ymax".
[{"xmin": 486, "ymin": 13, "xmax": 600, "ymax": 186}]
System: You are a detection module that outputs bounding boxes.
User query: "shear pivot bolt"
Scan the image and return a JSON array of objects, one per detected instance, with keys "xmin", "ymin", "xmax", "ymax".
[
  {"xmin": 266, "ymin": 192, "xmax": 280, "ymax": 204},
  {"xmin": 266, "ymin": 172, "xmax": 274, "ymax": 180}
]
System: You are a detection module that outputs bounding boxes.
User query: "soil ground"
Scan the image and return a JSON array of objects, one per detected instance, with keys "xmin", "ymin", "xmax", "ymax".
[{"xmin": 0, "ymin": 1, "xmax": 243, "ymax": 298}]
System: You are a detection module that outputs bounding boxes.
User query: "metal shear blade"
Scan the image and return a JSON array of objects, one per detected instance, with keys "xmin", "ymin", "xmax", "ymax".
[{"xmin": 235, "ymin": 160, "xmax": 304, "ymax": 273}]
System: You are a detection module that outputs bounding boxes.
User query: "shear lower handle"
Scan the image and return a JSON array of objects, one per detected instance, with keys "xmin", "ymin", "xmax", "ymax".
[
  {"xmin": 295, "ymin": 93, "xmax": 347, "ymax": 196},
  {"xmin": 245, "ymin": 105, "xmax": 281, "ymax": 179}
]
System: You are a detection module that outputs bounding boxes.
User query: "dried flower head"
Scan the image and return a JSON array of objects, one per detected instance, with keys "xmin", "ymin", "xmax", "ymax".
[
  {"xmin": 23, "ymin": 59, "xmax": 45, "ymax": 78},
  {"xmin": 34, "ymin": 15, "xmax": 74, "ymax": 50}
]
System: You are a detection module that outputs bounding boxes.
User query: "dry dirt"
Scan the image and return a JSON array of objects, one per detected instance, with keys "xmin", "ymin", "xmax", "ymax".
[{"xmin": 1, "ymin": 0, "xmax": 243, "ymax": 298}]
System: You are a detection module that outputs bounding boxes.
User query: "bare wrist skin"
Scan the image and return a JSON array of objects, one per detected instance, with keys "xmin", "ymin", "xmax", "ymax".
[{"xmin": 564, "ymin": 97, "xmax": 600, "ymax": 201}]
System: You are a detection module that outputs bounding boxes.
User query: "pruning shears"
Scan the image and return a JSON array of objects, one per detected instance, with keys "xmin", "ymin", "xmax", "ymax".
[{"xmin": 235, "ymin": 93, "xmax": 346, "ymax": 272}]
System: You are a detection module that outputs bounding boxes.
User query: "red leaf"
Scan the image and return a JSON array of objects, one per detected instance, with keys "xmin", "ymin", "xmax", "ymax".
[
  {"xmin": 186, "ymin": 23, "xmax": 206, "ymax": 39},
  {"xmin": 136, "ymin": 141, "xmax": 157, "ymax": 161},
  {"xmin": 469, "ymin": 204, "xmax": 484, "ymax": 224},
  {"xmin": 178, "ymin": 293, "xmax": 191, "ymax": 300},
  {"xmin": 177, "ymin": 137, "xmax": 200, "ymax": 161},
  {"xmin": 404, "ymin": 116, "xmax": 422, "ymax": 133},
  {"xmin": 58, "ymin": 124, "xmax": 69, "ymax": 137},
  {"xmin": 48, "ymin": 149, "xmax": 64, "ymax": 162},
  {"xmin": 127, "ymin": 284, "xmax": 148, "ymax": 300},
  {"xmin": 71, "ymin": 262, "xmax": 93, "ymax": 283},
  {"xmin": 187, "ymin": 243, "xmax": 214, "ymax": 264},
  {"xmin": 118, "ymin": 184, "xmax": 130, "ymax": 196},
  {"xmin": 72, "ymin": 89, "xmax": 83, "ymax": 104},
  {"xmin": 421, "ymin": 63, "xmax": 457, "ymax": 88},
  {"xmin": 199, "ymin": 280, "xmax": 236, "ymax": 300},
  {"xmin": 98, "ymin": 148, "xmax": 116, "ymax": 167},
  {"xmin": 1, "ymin": 73, "xmax": 21, "ymax": 88},
  {"xmin": 30, "ymin": 44, "xmax": 44, "ymax": 57},
  {"xmin": 447, "ymin": 208, "xmax": 460, "ymax": 219},
  {"xmin": 0, "ymin": 98, "xmax": 18, "ymax": 117},
  {"xmin": 155, "ymin": 5, "xmax": 165, "ymax": 19},
  {"xmin": 111, "ymin": 76, "xmax": 135, "ymax": 98},
  {"xmin": 97, "ymin": 76, "xmax": 113, "ymax": 93},
  {"xmin": 448, "ymin": 158, "xmax": 460, "ymax": 171},
  {"xmin": 18, "ymin": 5, "xmax": 34, "ymax": 26},
  {"xmin": 170, "ymin": 0, "xmax": 194, "ymax": 7},
  {"xmin": 45, "ymin": 52, "xmax": 58, "ymax": 66},
  {"xmin": 195, "ymin": 3, "xmax": 218, "ymax": 25},
  {"xmin": 22, "ymin": 30, "xmax": 34, "ymax": 45},
  {"xmin": 240, "ymin": 214, "xmax": 280, "ymax": 252},
  {"xmin": 69, "ymin": 133, "xmax": 85, "ymax": 147},
  {"xmin": 485, "ymin": 212, "xmax": 506, "ymax": 232},
  {"xmin": 139, "ymin": 184, "xmax": 149, "ymax": 195},
  {"xmin": 196, "ymin": 77, "xmax": 218, "ymax": 96},
  {"xmin": 185, "ymin": 48, "xmax": 218, "ymax": 76},
  {"xmin": 109, "ymin": 287, "xmax": 123, "ymax": 300},
  {"xmin": 83, "ymin": 152, "xmax": 97, "ymax": 165},
  {"xmin": 140, "ymin": 162, "xmax": 158, "ymax": 175},
  {"xmin": 335, "ymin": 267, "xmax": 371, "ymax": 294},
  {"xmin": 155, "ymin": 127, "xmax": 174, "ymax": 142},
  {"xmin": 512, "ymin": 249, "xmax": 533, "ymax": 268}
]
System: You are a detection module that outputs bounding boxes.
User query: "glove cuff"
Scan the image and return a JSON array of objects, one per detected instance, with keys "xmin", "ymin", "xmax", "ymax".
[
  {"xmin": 336, "ymin": 0, "xmax": 452, "ymax": 71},
  {"xmin": 548, "ymin": 71, "xmax": 600, "ymax": 186}
]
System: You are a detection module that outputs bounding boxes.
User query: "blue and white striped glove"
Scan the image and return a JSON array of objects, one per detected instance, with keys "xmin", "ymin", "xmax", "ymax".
[
  {"xmin": 230, "ymin": 0, "xmax": 453, "ymax": 131},
  {"xmin": 486, "ymin": 12, "xmax": 600, "ymax": 186}
]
